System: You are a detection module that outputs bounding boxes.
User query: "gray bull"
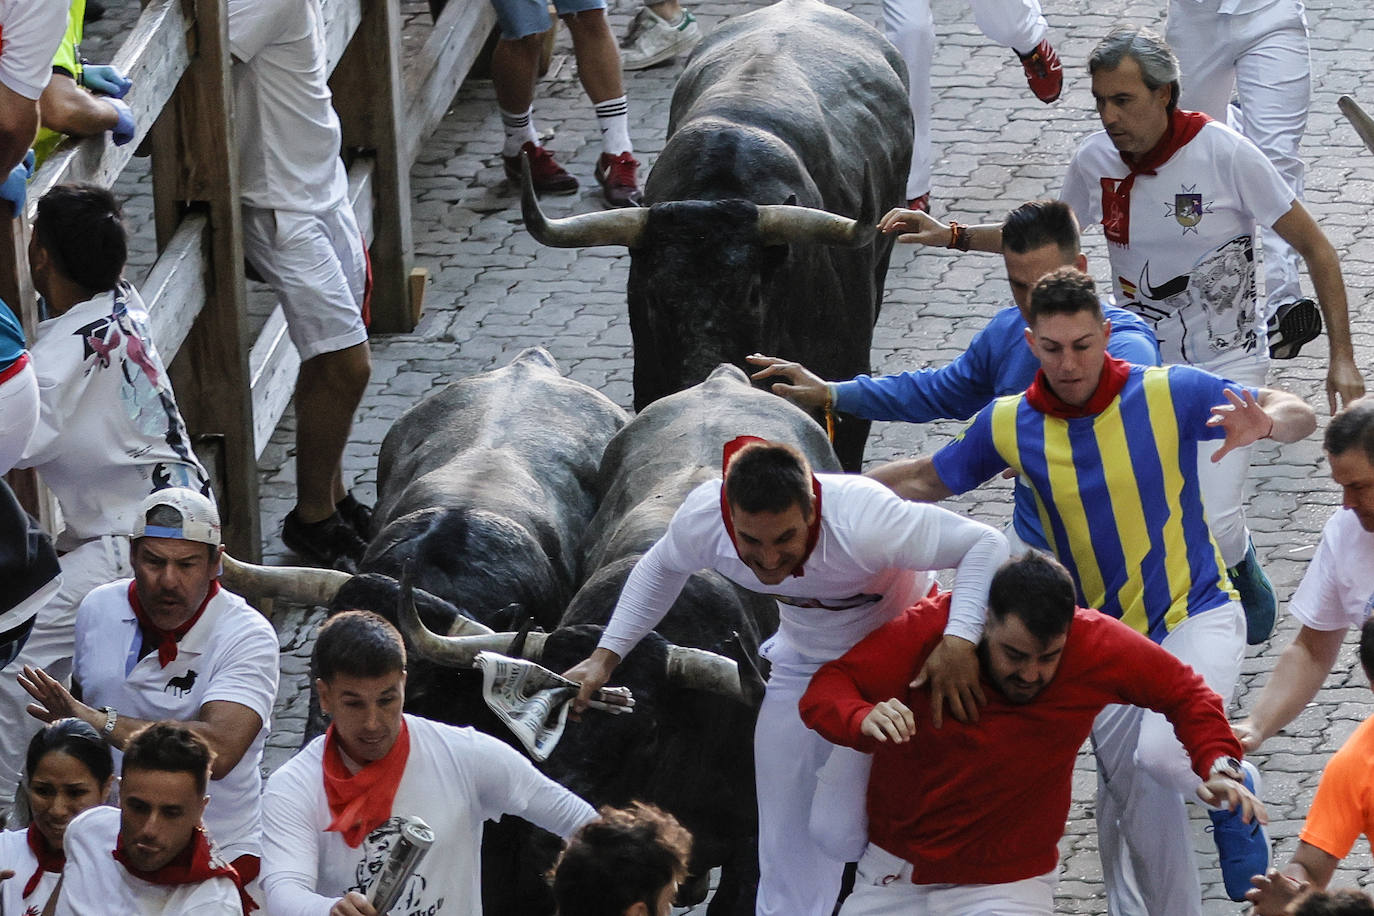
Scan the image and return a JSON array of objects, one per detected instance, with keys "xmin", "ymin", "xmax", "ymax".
[
  {"xmin": 403, "ymin": 363, "xmax": 843, "ymax": 915},
  {"xmin": 520, "ymin": 0, "xmax": 912, "ymax": 473}
]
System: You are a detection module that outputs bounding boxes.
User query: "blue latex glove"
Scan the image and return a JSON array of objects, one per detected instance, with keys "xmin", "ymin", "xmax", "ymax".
[
  {"xmin": 0, "ymin": 150, "xmax": 35, "ymax": 211},
  {"xmin": 80, "ymin": 63, "xmax": 132, "ymax": 99},
  {"xmin": 106, "ymin": 98, "xmax": 135, "ymax": 146}
]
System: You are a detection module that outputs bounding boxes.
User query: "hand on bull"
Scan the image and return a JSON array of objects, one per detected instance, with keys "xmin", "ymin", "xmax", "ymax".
[
  {"xmin": 876, "ymin": 207, "xmax": 947, "ymax": 246},
  {"xmin": 860, "ymin": 698, "xmax": 916, "ymax": 744},
  {"xmin": 330, "ymin": 891, "xmax": 378, "ymax": 916},
  {"xmin": 563, "ymin": 648, "xmax": 631, "ymax": 719},
  {"xmin": 908, "ymin": 635, "xmax": 985, "ymax": 728},
  {"xmin": 746, "ymin": 354, "xmax": 831, "ymax": 409}
]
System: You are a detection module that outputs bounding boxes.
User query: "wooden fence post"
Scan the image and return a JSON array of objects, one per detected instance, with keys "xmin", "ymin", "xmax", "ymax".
[
  {"xmin": 150, "ymin": 0, "xmax": 260, "ymax": 560},
  {"xmin": 331, "ymin": 0, "xmax": 415, "ymax": 334}
]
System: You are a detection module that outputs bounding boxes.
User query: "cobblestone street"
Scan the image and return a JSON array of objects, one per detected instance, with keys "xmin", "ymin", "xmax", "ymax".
[{"xmin": 221, "ymin": 0, "xmax": 1374, "ymax": 909}]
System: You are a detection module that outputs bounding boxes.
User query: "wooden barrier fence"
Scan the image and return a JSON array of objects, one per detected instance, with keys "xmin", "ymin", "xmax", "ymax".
[{"xmin": 8, "ymin": 0, "xmax": 497, "ymax": 560}]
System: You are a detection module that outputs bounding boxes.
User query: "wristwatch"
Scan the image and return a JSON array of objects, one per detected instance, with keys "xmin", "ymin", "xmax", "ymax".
[
  {"xmin": 100, "ymin": 705, "xmax": 118, "ymax": 737},
  {"xmin": 1209, "ymin": 755, "xmax": 1244, "ymax": 781}
]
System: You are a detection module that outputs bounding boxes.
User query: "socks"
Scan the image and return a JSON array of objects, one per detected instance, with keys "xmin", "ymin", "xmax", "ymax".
[
  {"xmin": 500, "ymin": 106, "xmax": 538, "ymax": 157},
  {"xmin": 594, "ymin": 96, "xmax": 633, "ymax": 157}
]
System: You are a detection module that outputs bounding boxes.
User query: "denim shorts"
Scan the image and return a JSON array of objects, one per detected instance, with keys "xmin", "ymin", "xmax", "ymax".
[{"xmin": 492, "ymin": 0, "xmax": 605, "ymax": 40}]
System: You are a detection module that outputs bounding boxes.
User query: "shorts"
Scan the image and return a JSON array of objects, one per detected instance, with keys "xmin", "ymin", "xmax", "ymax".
[
  {"xmin": 491, "ymin": 0, "xmax": 605, "ymax": 40},
  {"xmin": 241, "ymin": 201, "xmax": 370, "ymax": 362}
]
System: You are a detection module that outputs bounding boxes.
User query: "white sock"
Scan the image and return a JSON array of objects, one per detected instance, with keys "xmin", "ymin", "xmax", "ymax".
[
  {"xmin": 594, "ymin": 96, "xmax": 632, "ymax": 157},
  {"xmin": 500, "ymin": 106, "xmax": 538, "ymax": 157}
]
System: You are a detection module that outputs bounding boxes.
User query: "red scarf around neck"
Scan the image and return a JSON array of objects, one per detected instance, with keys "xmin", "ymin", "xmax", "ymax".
[
  {"xmin": 718, "ymin": 435, "xmax": 823, "ymax": 579},
  {"xmin": 113, "ymin": 825, "xmax": 257, "ymax": 914},
  {"xmin": 322, "ymin": 719, "xmax": 411, "ymax": 848},
  {"xmin": 1100, "ymin": 108, "xmax": 1210, "ymax": 246},
  {"xmin": 24, "ymin": 822, "xmax": 62, "ymax": 898},
  {"xmin": 1026, "ymin": 354, "xmax": 1132, "ymax": 419},
  {"xmin": 128, "ymin": 579, "xmax": 220, "ymax": 667}
]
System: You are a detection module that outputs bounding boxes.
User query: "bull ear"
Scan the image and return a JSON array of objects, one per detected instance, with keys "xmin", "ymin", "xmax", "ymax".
[
  {"xmin": 722, "ymin": 631, "xmax": 766, "ymax": 707},
  {"xmin": 784, "ymin": 194, "xmax": 798, "ymax": 206}
]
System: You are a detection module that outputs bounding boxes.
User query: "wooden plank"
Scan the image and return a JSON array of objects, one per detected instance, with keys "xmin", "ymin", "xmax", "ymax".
[
  {"xmin": 28, "ymin": 0, "xmax": 191, "ymax": 205},
  {"xmin": 154, "ymin": 0, "xmax": 259, "ymax": 560},
  {"xmin": 402, "ymin": 0, "xmax": 497, "ymax": 169},
  {"xmin": 140, "ymin": 214, "xmax": 208, "ymax": 360},
  {"xmin": 319, "ymin": 0, "xmax": 364, "ymax": 75},
  {"xmin": 331, "ymin": 0, "xmax": 414, "ymax": 333}
]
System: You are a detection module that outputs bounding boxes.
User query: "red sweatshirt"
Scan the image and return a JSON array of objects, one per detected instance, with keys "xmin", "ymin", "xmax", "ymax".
[{"xmin": 799, "ymin": 592, "xmax": 1242, "ymax": 886}]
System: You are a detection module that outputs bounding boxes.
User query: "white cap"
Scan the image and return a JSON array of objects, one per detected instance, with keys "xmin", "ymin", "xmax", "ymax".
[{"xmin": 132, "ymin": 488, "xmax": 221, "ymax": 547}]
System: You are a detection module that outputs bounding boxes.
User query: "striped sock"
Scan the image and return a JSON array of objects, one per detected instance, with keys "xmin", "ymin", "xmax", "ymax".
[
  {"xmin": 500, "ymin": 106, "xmax": 538, "ymax": 157},
  {"xmin": 594, "ymin": 96, "xmax": 633, "ymax": 156}
]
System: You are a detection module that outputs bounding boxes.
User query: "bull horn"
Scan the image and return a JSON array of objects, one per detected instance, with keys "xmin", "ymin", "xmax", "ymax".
[
  {"xmin": 398, "ymin": 570, "xmax": 543, "ymax": 666},
  {"xmin": 1339, "ymin": 96, "xmax": 1374, "ymax": 157},
  {"xmin": 756, "ymin": 204, "xmax": 874, "ymax": 249},
  {"xmin": 220, "ymin": 553, "xmax": 351, "ymax": 607},
  {"xmin": 664, "ymin": 645, "xmax": 746, "ymax": 702},
  {"xmin": 520, "ymin": 154, "xmax": 648, "ymax": 249}
]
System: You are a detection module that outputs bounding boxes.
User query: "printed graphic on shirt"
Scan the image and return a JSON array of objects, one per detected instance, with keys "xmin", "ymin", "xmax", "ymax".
[
  {"xmin": 1169, "ymin": 186, "xmax": 1211, "ymax": 233},
  {"xmin": 767, "ymin": 593, "xmax": 883, "ymax": 611},
  {"xmin": 69, "ymin": 285, "xmax": 211, "ymax": 495},
  {"xmin": 164, "ymin": 669, "xmax": 198, "ymax": 697},
  {"xmin": 351, "ymin": 817, "xmax": 444, "ymax": 916},
  {"xmin": 1118, "ymin": 234, "xmax": 1258, "ymax": 363}
]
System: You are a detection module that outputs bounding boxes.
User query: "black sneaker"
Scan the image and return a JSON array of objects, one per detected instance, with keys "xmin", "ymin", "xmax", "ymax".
[
  {"xmin": 336, "ymin": 493, "xmax": 375, "ymax": 541},
  {"xmin": 1268, "ymin": 298, "xmax": 1322, "ymax": 359},
  {"xmin": 282, "ymin": 509, "xmax": 366, "ymax": 574}
]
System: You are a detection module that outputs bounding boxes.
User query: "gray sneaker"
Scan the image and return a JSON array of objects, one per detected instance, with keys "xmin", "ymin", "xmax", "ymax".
[{"xmin": 620, "ymin": 6, "xmax": 702, "ymax": 70}]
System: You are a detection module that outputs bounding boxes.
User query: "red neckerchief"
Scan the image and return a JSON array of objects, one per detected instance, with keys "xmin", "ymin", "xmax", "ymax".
[
  {"xmin": 1100, "ymin": 109, "xmax": 1210, "ymax": 246},
  {"xmin": 23, "ymin": 822, "xmax": 62, "ymax": 898},
  {"xmin": 718, "ymin": 436, "xmax": 823, "ymax": 579},
  {"xmin": 128, "ymin": 579, "xmax": 220, "ymax": 668},
  {"xmin": 1026, "ymin": 354, "xmax": 1132, "ymax": 419},
  {"xmin": 113, "ymin": 825, "xmax": 257, "ymax": 914},
  {"xmin": 322, "ymin": 719, "xmax": 411, "ymax": 848}
]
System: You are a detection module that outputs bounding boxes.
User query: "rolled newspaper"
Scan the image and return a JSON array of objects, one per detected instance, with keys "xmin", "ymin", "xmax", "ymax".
[{"xmin": 365, "ymin": 816, "xmax": 435, "ymax": 914}]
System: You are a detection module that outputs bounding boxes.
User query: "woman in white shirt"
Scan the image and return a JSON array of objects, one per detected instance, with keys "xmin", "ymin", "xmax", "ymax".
[{"xmin": 0, "ymin": 719, "xmax": 114, "ymax": 916}]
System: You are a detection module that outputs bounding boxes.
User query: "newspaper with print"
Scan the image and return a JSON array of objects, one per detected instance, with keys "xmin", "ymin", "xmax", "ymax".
[{"xmin": 474, "ymin": 651, "xmax": 634, "ymax": 761}]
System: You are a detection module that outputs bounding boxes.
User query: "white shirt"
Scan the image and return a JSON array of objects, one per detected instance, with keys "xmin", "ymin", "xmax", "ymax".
[
  {"xmin": 0, "ymin": 828, "xmax": 58, "ymax": 916},
  {"xmin": 598, "ymin": 474, "xmax": 1008, "ymax": 665},
  {"xmin": 0, "ymin": 0, "xmax": 67, "ymax": 100},
  {"xmin": 261, "ymin": 714, "xmax": 596, "ymax": 916},
  {"xmin": 228, "ymin": 0, "xmax": 349, "ymax": 212},
  {"xmin": 16, "ymin": 284, "xmax": 211, "ymax": 548},
  {"xmin": 1061, "ymin": 120, "xmax": 1295, "ymax": 370},
  {"xmin": 56, "ymin": 806, "xmax": 242, "ymax": 916},
  {"xmin": 73, "ymin": 581, "xmax": 279, "ymax": 860},
  {"xmin": 1288, "ymin": 509, "xmax": 1374, "ymax": 631}
]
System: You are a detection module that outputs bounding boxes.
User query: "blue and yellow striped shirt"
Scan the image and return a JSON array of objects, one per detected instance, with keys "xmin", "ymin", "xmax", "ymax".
[{"xmin": 932, "ymin": 364, "xmax": 1243, "ymax": 643}]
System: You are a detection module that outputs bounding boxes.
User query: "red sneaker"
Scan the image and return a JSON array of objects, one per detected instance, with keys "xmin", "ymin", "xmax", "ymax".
[
  {"xmin": 906, "ymin": 193, "xmax": 930, "ymax": 213},
  {"xmin": 503, "ymin": 141, "xmax": 579, "ymax": 195},
  {"xmin": 596, "ymin": 151, "xmax": 643, "ymax": 207},
  {"xmin": 1017, "ymin": 39, "xmax": 1063, "ymax": 104}
]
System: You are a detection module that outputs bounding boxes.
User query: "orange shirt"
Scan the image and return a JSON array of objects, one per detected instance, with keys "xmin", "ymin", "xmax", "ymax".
[{"xmin": 1300, "ymin": 715, "xmax": 1374, "ymax": 858}]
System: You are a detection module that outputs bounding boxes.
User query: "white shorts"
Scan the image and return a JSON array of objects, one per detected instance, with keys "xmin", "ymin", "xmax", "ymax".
[
  {"xmin": 241, "ymin": 201, "xmax": 370, "ymax": 362},
  {"xmin": 841, "ymin": 844, "xmax": 1057, "ymax": 916}
]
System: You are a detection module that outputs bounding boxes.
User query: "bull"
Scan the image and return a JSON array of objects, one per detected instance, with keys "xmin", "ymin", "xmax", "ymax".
[
  {"xmin": 401, "ymin": 363, "xmax": 843, "ymax": 915},
  {"xmin": 520, "ymin": 0, "xmax": 913, "ymax": 472}
]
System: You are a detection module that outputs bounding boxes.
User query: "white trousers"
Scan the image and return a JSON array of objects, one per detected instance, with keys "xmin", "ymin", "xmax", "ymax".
[
  {"xmin": 755, "ymin": 653, "xmax": 852, "ymax": 916},
  {"xmin": 882, "ymin": 0, "xmax": 1047, "ymax": 199},
  {"xmin": 1093, "ymin": 601, "xmax": 1246, "ymax": 916},
  {"xmin": 0, "ymin": 536, "xmax": 130, "ymax": 815},
  {"xmin": 0, "ymin": 359, "xmax": 38, "ymax": 476},
  {"xmin": 841, "ymin": 844, "xmax": 1057, "ymax": 916},
  {"xmin": 1167, "ymin": 0, "xmax": 1311, "ymax": 316},
  {"xmin": 1195, "ymin": 353, "xmax": 1268, "ymax": 568}
]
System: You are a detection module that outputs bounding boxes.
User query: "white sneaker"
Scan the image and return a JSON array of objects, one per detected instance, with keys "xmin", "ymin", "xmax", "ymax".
[{"xmin": 619, "ymin": 6, "xmax": 702, "ymax": 70}]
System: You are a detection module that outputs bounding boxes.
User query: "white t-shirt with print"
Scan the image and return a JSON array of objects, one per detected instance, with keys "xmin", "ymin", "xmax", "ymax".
[
  {"xmin": 0, "ymin": 0, "xmax": 68, "ymax": 100},
  {"xmin": 16, "ymin": 283, "xmax": 211, "ymax": 548},
  {"xmin": 0, "ymin": 827, "xmax": 58, "ymax": 916},
  {"xmin": 73, "ymin": 581, "xmax": 279, "ymax": 860},
  {"xmin": 228, "ymin": 0, "xmax": 348, "ymax": 212},
  {"xmin": 260, "ymin": 714, "xmax": 597, "ymax": 916},
  {"xmin": 1061, "ymin": 120, "xmax": 1295, "ymax": 371},
  {"xmin": 56, "ymin": 806, "xmax": 242, "ymax": 916},
  {"xmin": 1288, "ymin": 509, "xmax": 1374, "ymax": 631}
]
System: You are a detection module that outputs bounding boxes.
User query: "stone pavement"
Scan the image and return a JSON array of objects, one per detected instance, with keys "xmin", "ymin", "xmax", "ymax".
[{"xmin": 123, "ymin": 0, "xmax": 1374, "ymax": 908}]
